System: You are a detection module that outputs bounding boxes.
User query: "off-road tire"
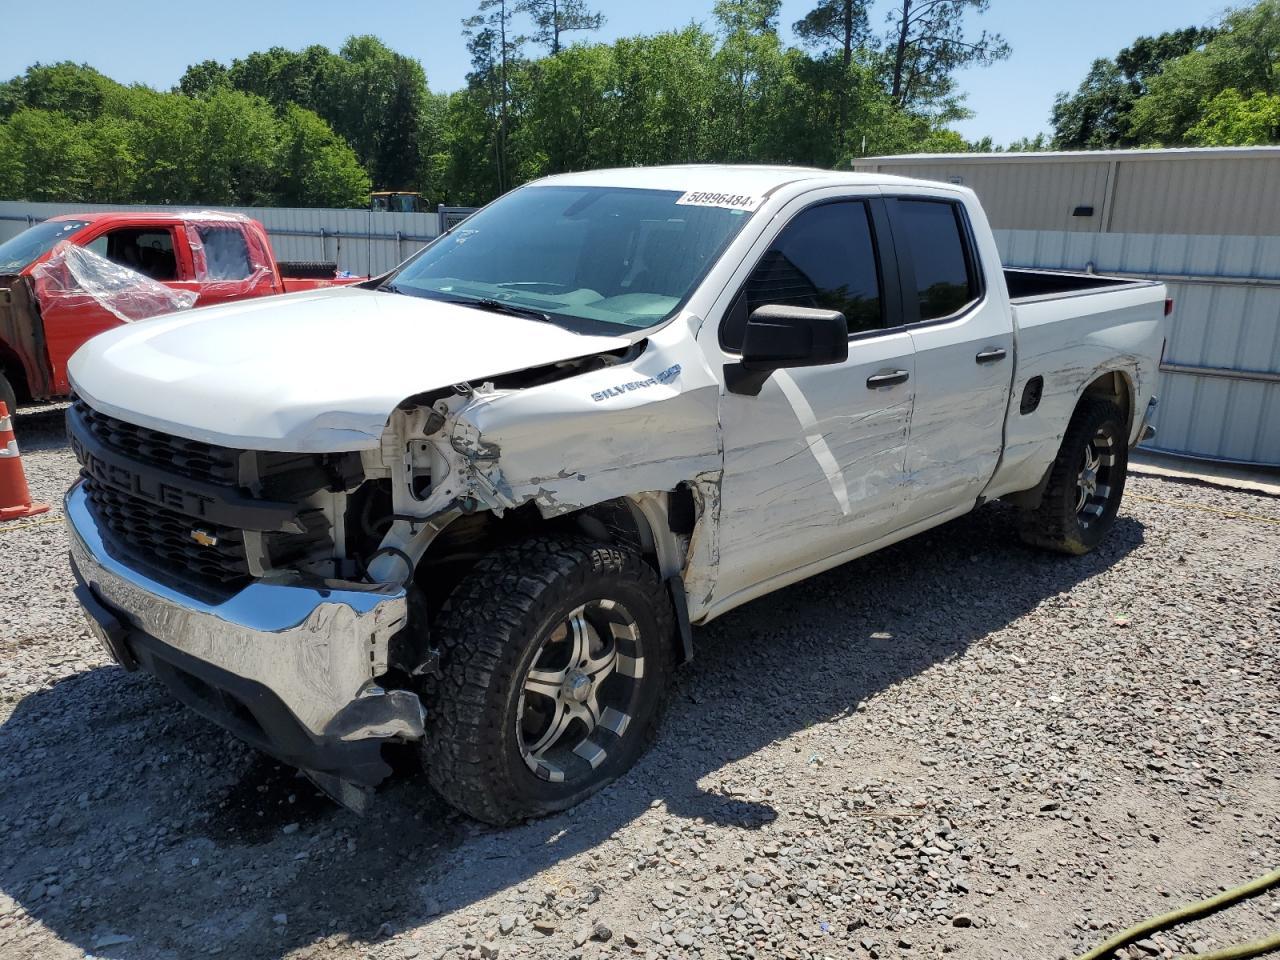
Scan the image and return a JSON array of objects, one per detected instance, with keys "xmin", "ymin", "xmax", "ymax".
[
  {"xmin": 0, "ymin": 371, "xmax": 16, "ymax": 417},
  {"xmin": 1019, "ymin": 397, "xmax": 1129, "ymax": 555},
  {"xmin": 277, "ymin": 260, "xmax": 338, "ymax": 280},
  {"xmin": 421, "ymin": 538, "xmax": 676, "ymax": 825}
]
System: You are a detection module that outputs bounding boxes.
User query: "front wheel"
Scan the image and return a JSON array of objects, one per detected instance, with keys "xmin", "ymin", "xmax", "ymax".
[
  {"xmin": 1018, "ymin": 397, "xmax": 1129, "ymax": 555},
  {"xmin": 422, "ymin": 538, "xmax": 675, "ymax": 825}
]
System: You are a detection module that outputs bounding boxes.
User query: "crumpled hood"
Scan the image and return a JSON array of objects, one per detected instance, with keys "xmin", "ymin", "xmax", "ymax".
[{"xmin": 68, "ymin": 287, "xmax": 630, "ymax": 451}]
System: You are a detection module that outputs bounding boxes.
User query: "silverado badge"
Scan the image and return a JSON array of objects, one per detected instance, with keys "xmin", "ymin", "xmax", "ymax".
[{"xmin": 190, "ymin": 528, "xmax": 219, "ymax": 548}]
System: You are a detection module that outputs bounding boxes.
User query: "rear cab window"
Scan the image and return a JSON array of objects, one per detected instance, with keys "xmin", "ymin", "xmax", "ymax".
[
  {"xmin": 892, "ymin": 199, "xmax": 982, "ymax": 322},
  {"xmin": 195, "ymin": 225, "xmax": 255, "ymax": 280},
  {"xmin": 721, "ymin": 200, "xmax": 885, "ymax": 351}
]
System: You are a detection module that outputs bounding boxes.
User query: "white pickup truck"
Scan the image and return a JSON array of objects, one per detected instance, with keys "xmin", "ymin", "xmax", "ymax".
[{"xmin": 65, "ymin": 165, "xmax": 1167, "ymax": 823}]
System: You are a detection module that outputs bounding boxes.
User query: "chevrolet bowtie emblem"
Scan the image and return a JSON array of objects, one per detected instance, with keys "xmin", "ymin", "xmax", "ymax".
[{"xmin": 190, "ymin": 528, "xmax": 218, "ymax": 548}]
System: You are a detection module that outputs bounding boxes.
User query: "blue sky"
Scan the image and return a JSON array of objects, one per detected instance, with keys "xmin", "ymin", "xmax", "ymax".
[{"xmin": 0, "ymin": 0, "xmax": 1227, "ymax": 147}]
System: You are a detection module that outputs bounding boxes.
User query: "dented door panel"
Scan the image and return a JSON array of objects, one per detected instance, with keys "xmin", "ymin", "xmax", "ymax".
[{"xmin": 714, "ymin": 331, "xmax": 915, "ymax": 605}]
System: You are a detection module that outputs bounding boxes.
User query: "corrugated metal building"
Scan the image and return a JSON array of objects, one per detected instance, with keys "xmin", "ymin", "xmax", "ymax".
[{"xmin": 853, "ymin": 148, "xmax": 1280, "ymax": 466}]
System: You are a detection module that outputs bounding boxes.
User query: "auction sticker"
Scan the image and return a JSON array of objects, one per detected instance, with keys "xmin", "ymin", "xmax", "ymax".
[{"xmin": 675, "ymin": 190, "xmax": 765, "ymax": 212}]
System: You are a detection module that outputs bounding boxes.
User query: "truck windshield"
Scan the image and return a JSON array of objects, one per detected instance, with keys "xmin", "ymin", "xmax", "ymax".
[
  {"xmin": 387, "ymin": 186, "xmax": 752, "ymax": 333},
  {"xmin": 0, "ymin": 220, "xmax": 90, "ymax": 273}
]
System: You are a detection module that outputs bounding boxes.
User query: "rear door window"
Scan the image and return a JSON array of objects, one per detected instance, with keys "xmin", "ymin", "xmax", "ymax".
[
  {"xmin": 195, "ymin": 226, "xmax": 254, "ymax": 280},
  {"xmin": 894, "ymin": 200, "xmax": 980, "ymax": 321}
]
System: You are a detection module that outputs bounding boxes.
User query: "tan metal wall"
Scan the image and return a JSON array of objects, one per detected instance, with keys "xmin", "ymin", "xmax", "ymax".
[
  {"xmin": 1106, "ymin": 156, "xmax": 1280, "ymax": 235},
  {"xmin": 877, "ymin": 158, "xmax": 1113, "ymax": 232},
  {"xmin": 854, "ymin": 147, "xmax": 1280, "ymax": 237}
]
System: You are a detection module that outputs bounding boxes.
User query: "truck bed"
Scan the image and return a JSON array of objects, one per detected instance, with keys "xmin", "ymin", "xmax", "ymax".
[
  {"xmin": 985, "ymin": 266, "xmax": 1168, "ymax": 505},
  {"xmin": 1004, "ymin": 267, "xmax": 1156, "ymax": 303}
]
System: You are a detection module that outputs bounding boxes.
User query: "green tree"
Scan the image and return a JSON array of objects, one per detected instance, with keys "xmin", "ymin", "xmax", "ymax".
[
  {"xmin": 1187, "ymin": 87, "xmax": 1280, "ymax": 144},
  {"xmin": 1006, "ymin": 133, "xmax": 1048, "ymax": 151},
  {"xmin": 1130, "ymin": 2, "xmax": 1280, "ymax": 145},
  {"xmin": 1051, "ymin": 27, "xmax": 1216, "ymax": 148},
  {"xmin": 188, "ymin": 90, "xmax": 282, "ymax": 205},
  {"xmin": 882, "ymin": 0, "xmax": 1009, "ymax": 115},
  {"xmin": 607, "ymin": 28, "xmax": 721, "ymax": 166},
  {"xmin": 792, "ymin": 0, "xmax": 871, "ymax": 151},
  {"xmin": 84, "ymin": 115, "xmax": 140, "ymax": 201},
  {"xmin": 10, "ymin": 62, "xmax": 115, "ymax": 122},
  {"xmin": 510, "ymin": 43, "xmax": 615, "ymax": 177},
  {"xmin": 177, "ymin": 60, "xmax": 230, "ymax": 98},
  {"xmin": 463, "ymin": 0, "xmax": 525, "ymax": 193},
  {"xmin": 277, "ymin": 104, "xmax": 371, "ymax": 206},
  {"xmin": 713, "ymin": 0, "xmax": 785, "ymax": 157},
  {"xmin": 197, "ymin": 37, "xmax": 430, "ymax": 192},
  {"xmin": 0, "ymin": 123, "xmax": 21, "ymax": 198},
  {"xmin": 2, "ymin": 109, "xmax": 95, "ymax": 200},
  {"xmin": 225, "ymin": 45, "xmax": 333, "ymax": 112},
  {"xmin": 793, "ymin": 0, "xmax": 870, "ymax": 67},
  {"xmin": 517, "ymin": 0, "xmax": 605, "ymax": 56},
  {"xmin": 108, "ymin": 85, "xmax": 198, "ymax": 203}
]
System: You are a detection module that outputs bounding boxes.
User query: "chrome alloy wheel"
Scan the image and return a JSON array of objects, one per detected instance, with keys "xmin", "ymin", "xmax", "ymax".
[
  {"xmin": 516, "ymin": 599, "xmax": 644, "ymax": 783},
  {"xmin": 1075, "ymin": 427, "xmax": 1116, "ymax": 527}
]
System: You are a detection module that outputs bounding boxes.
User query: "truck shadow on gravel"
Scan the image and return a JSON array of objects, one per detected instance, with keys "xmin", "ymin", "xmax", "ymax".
[{"xmin": 0, "ymin": 504, "xmax": 1143, "ymax": 958}]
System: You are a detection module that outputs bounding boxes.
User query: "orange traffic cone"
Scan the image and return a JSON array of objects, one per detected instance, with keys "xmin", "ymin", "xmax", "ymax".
[{"xmin": 0, "ymin": 402, "xmax": 50, "ymax": 522}]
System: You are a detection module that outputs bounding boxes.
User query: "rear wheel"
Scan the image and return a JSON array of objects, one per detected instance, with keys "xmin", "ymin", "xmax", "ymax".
[
  {"xmin": 1018, "ymin": 397, "xmax": 1129, "ymax": 555},
  {"xmin": 422, "ymin": 538, "xmax": 675, "ymax": 825}
]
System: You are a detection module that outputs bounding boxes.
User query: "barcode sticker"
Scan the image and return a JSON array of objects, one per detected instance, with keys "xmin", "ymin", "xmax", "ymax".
[{"xmin": 675, "ymin": 191, "xmax": 766, "ymax": 212}]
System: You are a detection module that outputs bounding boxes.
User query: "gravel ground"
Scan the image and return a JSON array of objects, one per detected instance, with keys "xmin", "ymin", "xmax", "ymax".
[{"xmin": 1, "ymin": 405, "xmax": 1278, "ymax": 960}]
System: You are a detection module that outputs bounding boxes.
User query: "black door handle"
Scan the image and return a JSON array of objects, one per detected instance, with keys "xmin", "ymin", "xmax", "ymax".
[
  {"xmin": 866, "ymin": 369, "xmax": 910, "ymax": 389},
  {"xmin": 976, "ymin": 347, "xmax": 1008, "ymax": 364}
]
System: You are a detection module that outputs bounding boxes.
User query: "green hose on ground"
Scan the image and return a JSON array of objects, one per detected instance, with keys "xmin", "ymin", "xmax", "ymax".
[
  {"xmin": 1186, "ymin": 934, "xmax": 1280, "ymax": 960},
  {"xmin": 1074, "ymin": 866, "xmax": 1280, "ymax": 960}
]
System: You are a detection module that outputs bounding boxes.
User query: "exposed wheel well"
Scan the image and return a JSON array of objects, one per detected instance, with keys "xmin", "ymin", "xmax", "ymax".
[
  {"xmin": 1081, "ymin": 370, "xmax": 1134, "ymax": 436},
  {"xmin": 1003, "ymin": 373, "xmax": 1133, "ymax": 512},
  {"xmin": 407, "ymin": 491, "xmax": 693, "ymax": 668},
  {"xmin": 413, "ymin": 495, "xmax": 678, "ymax": 614}
]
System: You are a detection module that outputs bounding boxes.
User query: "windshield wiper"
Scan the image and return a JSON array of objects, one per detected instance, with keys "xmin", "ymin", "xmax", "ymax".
[
  {"xmin": 447, "ymin": 296, "xmax": 552, "ymax": 323},
  {"xmin": 380, "ymin": 285, "xmax": 553, "ymax": 323}
]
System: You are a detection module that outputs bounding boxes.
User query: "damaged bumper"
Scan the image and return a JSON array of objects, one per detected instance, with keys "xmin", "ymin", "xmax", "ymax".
[{"xmin": 64, "ymin": 481, "xmax": 423, "ymax": 788}]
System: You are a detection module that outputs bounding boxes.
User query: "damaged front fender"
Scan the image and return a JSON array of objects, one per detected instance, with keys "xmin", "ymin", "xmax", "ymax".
[{"xmin": 367, "ymin": 321, "xmax": 725, "ymax": 609}]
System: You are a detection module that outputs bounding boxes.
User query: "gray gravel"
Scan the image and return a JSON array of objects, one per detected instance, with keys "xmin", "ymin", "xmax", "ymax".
[{"xmin": 1, "ymin": 405, "xmax": 1278, "ymax": 960}]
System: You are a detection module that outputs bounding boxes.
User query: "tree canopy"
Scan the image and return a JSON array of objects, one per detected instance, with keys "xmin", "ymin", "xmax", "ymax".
[
  {"xmin": 0, "ymin": 1, "xmax": 1019, "ymax": 208},
  {"xmin": 1052, "ymin": 0, "xmax": 1280, "ymax": 149},
  {"xmin": 0, "ymin": 61, "xmax": 370, "ymax": 206}
]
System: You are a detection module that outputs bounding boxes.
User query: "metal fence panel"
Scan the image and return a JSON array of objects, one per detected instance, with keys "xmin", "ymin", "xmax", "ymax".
[
  {"xmin": 0, "ymin": 200, "xmax": 440, "ymax": 276},
  {"xmin": 995, "ymin": 228, "xmax": 1280, "ymax": 465}
]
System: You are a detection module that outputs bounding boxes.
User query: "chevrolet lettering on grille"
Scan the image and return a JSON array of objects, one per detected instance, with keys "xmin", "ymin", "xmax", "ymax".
[{"xmin": 69, "ymin": 432, "xmax": 217, "ymax": 518}]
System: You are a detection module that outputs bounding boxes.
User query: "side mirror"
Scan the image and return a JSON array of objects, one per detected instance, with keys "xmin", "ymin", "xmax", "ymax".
[{"xmin": 726, "ymin": 304, "xmax": 848, "ymax": 396}]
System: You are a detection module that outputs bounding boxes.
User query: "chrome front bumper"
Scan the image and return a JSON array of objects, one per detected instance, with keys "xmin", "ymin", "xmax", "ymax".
[{"xmin": 65, "ymin": 481, "xmax": 423, "ymax": 784}]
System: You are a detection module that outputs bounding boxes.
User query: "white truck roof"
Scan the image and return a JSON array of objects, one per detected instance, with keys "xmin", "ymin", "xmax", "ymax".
[{"xmin": 534, "ymin": 164, "xmax": 949, "ymax": 197}]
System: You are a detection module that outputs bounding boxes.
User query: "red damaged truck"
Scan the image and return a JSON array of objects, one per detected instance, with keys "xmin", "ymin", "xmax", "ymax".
[{"xmin": 0, "ymin": 211, "xmax": 363, "ymax": 412}]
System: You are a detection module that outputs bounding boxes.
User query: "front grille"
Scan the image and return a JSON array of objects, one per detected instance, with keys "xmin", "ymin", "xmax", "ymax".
[
  {"xmin": 72, "ymin": 400, "xmax": 238, "ymax": 487},
  {"xmin": 70, "ymin": 400, "xmax": 348, "ymax": 589},
  {"xmin": 86, "ymin": 482, "xmax": 251, "ymax": 587}
]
